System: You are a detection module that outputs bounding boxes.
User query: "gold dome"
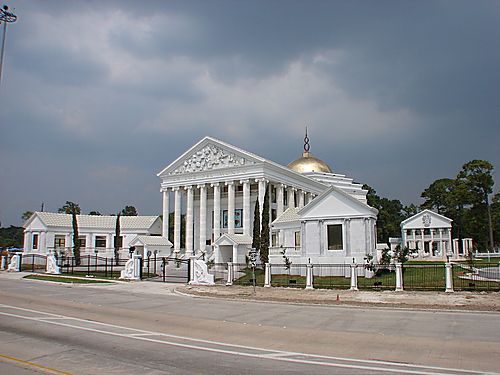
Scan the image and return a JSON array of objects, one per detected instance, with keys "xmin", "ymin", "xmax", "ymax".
[
  {"xmin": 288, "ymin": 151, "xmax": 333, "ymax": 173},
  {"xmin": 287, "ymin": 128, "xmax": 332, "ymax": 173}
]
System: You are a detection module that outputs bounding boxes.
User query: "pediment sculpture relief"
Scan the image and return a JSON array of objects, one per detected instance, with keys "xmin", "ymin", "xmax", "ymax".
[{"xmin": 170, "ymin": 145, "xmax": 254, "ymax": 175}]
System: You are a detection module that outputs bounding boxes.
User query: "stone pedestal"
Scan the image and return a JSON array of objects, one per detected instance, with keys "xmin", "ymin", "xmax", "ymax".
[
  {"xmin": 445, "ymin": 263, "xmax": 454, "ymax": 293},
  {"xmin": 226, "ymin": 262, "xmax": 233, "ymax": 286},
  {"xmin": 350, "ymin": 264, "xmax": 358, "ymax": 291},
  {"xmin": 305, "ymin": 263, "xmax": 314, "ymax": 290},
  {"xmin": 264, "ymin": 263, "xmax": 271, "ymax": 287},
  {"xmin": 395, "ymin": 263, "xmax": 403, "ymax": 292}
]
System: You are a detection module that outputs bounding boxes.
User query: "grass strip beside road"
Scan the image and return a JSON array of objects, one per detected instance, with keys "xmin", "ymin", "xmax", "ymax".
[{"xmin": 23, "ymin": 274, "xmax": 113, "ymax": 284}]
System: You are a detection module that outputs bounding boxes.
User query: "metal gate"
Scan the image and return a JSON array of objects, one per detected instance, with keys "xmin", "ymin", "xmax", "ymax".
[{"xmin": 142, "ymin": 255, "xmax": 190, "ymax": 283}]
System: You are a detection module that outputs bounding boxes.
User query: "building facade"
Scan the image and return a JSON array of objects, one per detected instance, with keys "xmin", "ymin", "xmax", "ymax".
[
  {"xmin": 23, "ymin": 212, "xmax": 164, "ymax": 257},
  {"xmin": 158, "ymin": 135, "xmax": 376, "ymax": 264}
]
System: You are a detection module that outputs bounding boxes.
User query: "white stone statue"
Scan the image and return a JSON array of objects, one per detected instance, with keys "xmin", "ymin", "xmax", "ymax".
[
  {"xmin": 7, "ymin": 254, "xmax": 20, "ymax": 272},
  {"xmin": 46, "ymin": 254, "xmax": 61, "ymax": 274},
  {"xmin": 190, "ymin": 259, "xmax": 215, "ymax": 285},
  {"xmin": 120, "ymin": 258, "xmax": 135, "ymax": 279}
]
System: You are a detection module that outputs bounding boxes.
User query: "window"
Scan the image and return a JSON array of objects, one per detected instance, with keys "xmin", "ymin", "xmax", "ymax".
[
  {"xmin": 271, "ymin": 209, "xmax": 277, "ymax": 222},
  {"xmin": 406, "ymin": 229, "xmax": 412, "ymax": 235},
  {"xmin": 222, "ymin": 209, "xmax": 243, "ymax": 228},
  {"xmin": 78, "ymin": 236, "xmax": 86, "ymax": 248},
  {"xmin": 283, "ymin": 192, "xmax": 288, "ymax": 206},
  {"xmin": 271, "ymin": 233, "xmax": 277, "ymax": 247},
  {"xmin": 294, "ymin": 231, "xmax": 301, "ymax": 248},
  {"xmin": 54, "ymin": 235, "xmax": 65, "ymax": 249},
  {"xmin": 424, "ymin": 228, "xmax": 431, "ymax": 235},
  {"xmin": 327, "ymin": 224, "xmax": 343, "ymax": 250},
  {"xmin": 32, "ymin": 234, "xmax": 39, "ymax": 249},
  {"xmin": 95, "ymin": 236, "xmax": 106, "ymax": 248},
  {"xmin": 271, "ymin": 186, "xmax": 277, "ymax": 203},
  {"xmin": 415, "ymin": 229, "xmax": 421, "ymax": 235}
]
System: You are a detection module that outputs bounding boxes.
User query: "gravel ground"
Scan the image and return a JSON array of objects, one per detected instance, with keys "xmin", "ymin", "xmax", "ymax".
[{"xmin": 177, "ymin": 284, "xmax": 500, "ymax": 311}]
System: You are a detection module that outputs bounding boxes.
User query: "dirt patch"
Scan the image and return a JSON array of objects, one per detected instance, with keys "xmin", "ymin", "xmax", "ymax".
[{"xmin": 176, "ymin": 285, "xmax": 500, "ymax": 311}]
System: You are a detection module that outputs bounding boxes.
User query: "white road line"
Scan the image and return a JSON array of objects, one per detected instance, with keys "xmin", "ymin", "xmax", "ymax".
[{"xmin": 0, "ymin": 304, "xmax": 490, "ymax": 375}]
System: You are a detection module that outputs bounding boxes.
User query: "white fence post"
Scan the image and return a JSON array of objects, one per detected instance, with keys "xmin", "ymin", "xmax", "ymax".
[
  {"xmin": 133, "ymin": 254, "xmax": 142, "ymax": 280},
  {"xmin": 350, "ymin": 264, "xmax": 358, "ymax": 291},
  {"xmin": 395, "ymin": 263, "xmax": 403, "ymax": 292},
  {"xmin": 264, "ymin": 263, "xmax": 271, "ymax": 288},
  {"xmin": 1, "ymin": 256, "xmax": 6, "ymax": 270},
  {"xmin": 226, "ymin": 262, "xmax": 233, "ymax": 286},
  {"xmin": 189, "ymin": 256, "xmax": 196, "ymax": 283},
  {"xmin": 305, "ymin": 263, "xmax": 314, "ymax": 290},
  {"xmin": 445, "ymin": 262, "xmax": 454, "ymax": 293}
]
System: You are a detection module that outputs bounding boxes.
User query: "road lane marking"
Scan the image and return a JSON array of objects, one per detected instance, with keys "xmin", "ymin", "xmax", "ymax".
[
  {"xmin": 0, "ymin": 304, "xmax": 490, "ymax": 375},
  {"xmin": 0, "ymin": 353, "xmax": 72, "ymax": 375}
]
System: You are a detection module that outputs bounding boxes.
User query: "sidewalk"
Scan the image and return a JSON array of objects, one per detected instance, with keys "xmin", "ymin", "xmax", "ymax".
[{"xmin": 176, "ymin": 284, "xmax": 500, "ymax": 311}]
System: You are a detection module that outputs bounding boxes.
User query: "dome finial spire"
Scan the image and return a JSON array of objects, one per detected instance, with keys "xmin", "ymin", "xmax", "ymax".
[{"xmin": 304, "ymin": 126, "xmax": 310, "ymax": 152}]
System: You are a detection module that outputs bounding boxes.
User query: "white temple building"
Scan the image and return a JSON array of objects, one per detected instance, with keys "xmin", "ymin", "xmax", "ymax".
[{"xmin": 157, "ymin": 133, "xmax": 378, "ymax": 265}]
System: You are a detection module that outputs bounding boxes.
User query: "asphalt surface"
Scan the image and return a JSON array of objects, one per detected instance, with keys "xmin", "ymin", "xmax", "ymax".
[{"xmin": 0, "ymin": 273, "xmax": 499, "ymax": 374}]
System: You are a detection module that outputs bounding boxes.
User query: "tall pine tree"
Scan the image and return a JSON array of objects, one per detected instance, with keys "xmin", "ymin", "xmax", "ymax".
[
  {"xmin": 252, "ymin": 198, "xmax": 260, "ymax": 252},
  {"xmin": 260, "ymin": 186, "xmax": 270, "ymax": 265}
]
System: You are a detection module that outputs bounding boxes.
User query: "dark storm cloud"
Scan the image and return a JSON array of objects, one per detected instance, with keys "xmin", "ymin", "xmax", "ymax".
[{"xmin": 0, "ymin": 0, "xmax": 498, "ymax": 226}]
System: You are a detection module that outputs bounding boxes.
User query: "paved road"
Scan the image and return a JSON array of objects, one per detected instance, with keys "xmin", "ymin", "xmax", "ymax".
[{"xmin": 0, "ymin": 275, "xmax": 499, "ymax": 374}]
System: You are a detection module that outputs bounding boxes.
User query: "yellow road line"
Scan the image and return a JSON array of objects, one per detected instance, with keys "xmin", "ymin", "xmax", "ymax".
[{"xmin": 0, "ymin": 353, "xmax": 72, "ymax": 375}]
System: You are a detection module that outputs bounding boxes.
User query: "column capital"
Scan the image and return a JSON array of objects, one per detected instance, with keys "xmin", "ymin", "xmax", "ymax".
[
  {"xmin": 197, "ymin": 183, "xmax": 206, "ymax": 189},
  {"xmin": 225, "ymin": 180, "xmax": 235, "ymax": 186},
  {"xmin": 255, "ymin": 178, "xmax": 268, "ymax": 184},
  {"xmin": 172, "ymin": 186, "xmax": 180, "ymax": 192},
  {"xmin": 161, "ymin": 187, "xmax": 170, "ymax": 193},
  {"xmin": 290, "ymin": 187, "xmax": 298, "ymax": 192},
  {"xmin": 184, "ymin": 185, "xmax": 193, "ymax": 191},
  {"xmin": 239, "ymin": 179, "xmax": 250, "ymax": 185},
  {"xmin": 210, "ymin": 182, "xmax": 220, "ymax": 188}
]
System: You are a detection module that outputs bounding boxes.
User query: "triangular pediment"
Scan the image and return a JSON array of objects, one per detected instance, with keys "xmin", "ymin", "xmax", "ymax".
[
  {"xmin": 158, "ymin": 137, "xmax": 266, "ymax": 177},
  {"xmin": 299, "ymin": 186, "xmax": 378, "ymax": 219},
  {"xmin": 401, "ymin": 209, "xmax": 452, "ymax": 229}
]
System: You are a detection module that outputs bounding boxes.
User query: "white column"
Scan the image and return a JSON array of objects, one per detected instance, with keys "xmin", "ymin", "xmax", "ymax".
[
  {"xmin": 305, "ymin": 192, "xmax": 313, "ymax": 205},
  {"xmin": 107, "ymin": 234, "xmax": 113, "ymax": 253},
  {"xmin": 174, "ymin": 187, "xmax": 181, "ymax": 252},
  {"xmin": 162, "ymin": 190, "xmax": 169, "ymax": 239},
  {"xmin": 277, "ymin": 184, "xmax": 284, "ymax": 217},
  {"xmin": 212, "ymin": 183, "xmax": 221, "ymax": 241},
  {"xmin": 287, "ymin": 187, "xmax": 295, "ymax": 208},
  {"xmin": 23, "ymin": 231, "xmax": 30, "ymax": 252},
  {"xmin": 226, "ymin": 181, "xmax": 235, "ymax": 235},
  {"xmin": 198, "ymin": 184, "xmax": 207, "ymax": 253},
  {"xmin": 241, "ymin": 180, "xmax": 251, "ymax": 236},
  {"xmin": 185, "ymin": 186, "xmax": 194, "ymax": 256},
  {"xmin": 40, "ymin": 231, "xmax": 46, "ymax": 253},
  {"xmin": 298, "ymin": 190, "xmax": 305, "ymax": 208}
]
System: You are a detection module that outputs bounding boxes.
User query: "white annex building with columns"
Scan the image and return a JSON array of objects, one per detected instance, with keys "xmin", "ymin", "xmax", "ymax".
[{"xmin": 158, "ymin": 134, "xmax": 378, "ymax": 265}]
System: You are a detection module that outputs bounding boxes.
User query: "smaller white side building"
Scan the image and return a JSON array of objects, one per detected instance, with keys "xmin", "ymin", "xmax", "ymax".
[
  {"xmin": 23, "ymin": 212, "xmax": 168, "ymax": 257},
  {"xmin": 400, "ymin": 209, "xmax": 453, "ymax": 260},
  {"xmin": 270, "ymin": 186, "xmax": 378, "ymax": 265}
]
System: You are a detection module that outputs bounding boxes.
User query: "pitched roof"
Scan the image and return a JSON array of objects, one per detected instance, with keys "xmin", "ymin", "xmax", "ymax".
[
  {"xmin": 130, "ymin": 235, "xmax": 172, "ymax": 247},
  {"xmin": 272, "ymin": 207, "xmax": 300, "ymax": 225},
  {"xmin": 400, "ymin": 209, "xmax": 452, "ymax": 226},
  {"xmin": 27, "ymin": 212, "xmax": 160, "ymax": 230},
  {"xmin": 213, "ymin": 233, "xmax": 253, "ymax": 246}
]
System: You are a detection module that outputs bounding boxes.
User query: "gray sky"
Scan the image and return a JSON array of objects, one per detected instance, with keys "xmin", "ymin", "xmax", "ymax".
[{"xmin": 1, "ymin": 0, "xmax": 498, "ymax": 226}]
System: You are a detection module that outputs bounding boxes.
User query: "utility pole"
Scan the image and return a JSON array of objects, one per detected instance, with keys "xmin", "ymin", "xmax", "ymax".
[{"xmin": 0, "ymin": 5, "xmax": 18, "ymax": 87}]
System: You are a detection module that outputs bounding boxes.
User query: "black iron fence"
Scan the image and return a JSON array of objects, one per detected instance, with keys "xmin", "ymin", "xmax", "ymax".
[
  {"xmin": 20, "ymin": 253, "xmax": 47, "ymax": 272},
  {"xmin": 57, "ymin": 254, "xmax": 128, "ymax": 279}
]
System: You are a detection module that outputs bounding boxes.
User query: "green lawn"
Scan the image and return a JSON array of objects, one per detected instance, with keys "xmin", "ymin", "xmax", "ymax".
[{"xmin": 23, "ymin": 274, "xmax": 113, "ymax": 284}]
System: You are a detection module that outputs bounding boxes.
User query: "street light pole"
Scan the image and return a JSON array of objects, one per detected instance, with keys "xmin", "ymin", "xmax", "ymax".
[{"xmin": 0, "ymin": 4, "xmax": 17, "ymax": 87}]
